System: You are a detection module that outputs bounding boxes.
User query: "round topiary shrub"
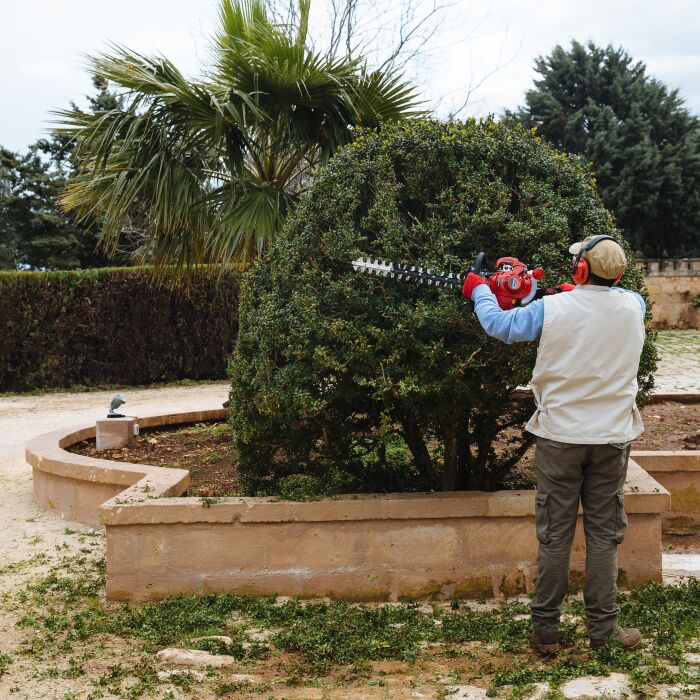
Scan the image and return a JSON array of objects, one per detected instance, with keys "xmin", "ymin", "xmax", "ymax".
[{"xmin": 229, "ymin": 119, "xmax": 655, "ymax": 497}]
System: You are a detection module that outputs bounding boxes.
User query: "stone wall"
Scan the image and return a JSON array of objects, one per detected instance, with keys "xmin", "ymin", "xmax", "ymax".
[
  {"xmin": 638, "ymin": 258, "xmax": 700, "ymax": 329},
  {"xmin": 631, "ymin": 451, "xmax": 700, "ymax": 533},
  {"xmin": 27, "ymin": 411, "xmax": 671, "ymax": 603}
]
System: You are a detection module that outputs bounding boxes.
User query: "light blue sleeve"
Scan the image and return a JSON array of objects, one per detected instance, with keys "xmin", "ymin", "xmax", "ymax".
[
  {"xmin": 612, "ymin": 287, "xmax": 646, "ymax": 318},
  {"xmin": 471, "ymin": 285, "xmax": 544, "ymax": 344}
]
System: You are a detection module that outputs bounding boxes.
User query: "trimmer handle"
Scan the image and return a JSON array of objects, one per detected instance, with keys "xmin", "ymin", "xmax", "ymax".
[{"xmin": 466, "ymin": 251, "xmax": 488, "ymax": 278}]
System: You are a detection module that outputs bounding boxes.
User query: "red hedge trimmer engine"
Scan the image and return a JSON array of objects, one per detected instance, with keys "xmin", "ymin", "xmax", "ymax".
[
  {"xmin": 352, "ymin": 251, "xmax": 569, "ymax": 310},
  {"xmin": 483, "ymin": 255, "xmax": 545, "ymax": 309}
]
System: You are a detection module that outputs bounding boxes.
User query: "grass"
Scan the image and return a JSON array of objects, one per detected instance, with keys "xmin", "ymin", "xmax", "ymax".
[
  {"xmin": 0, "ymin": 652, "xmax": 12, "ymax": 676},
  {"xmin": 655, "ymin": 330, "xmax": 700, "ymax": 356},
  {"xmin": 0, "ymin": 377, "xmax": 227, "ymax": 398},
  {"xmin": 4, "ymin": 554, "xmax": 699, "ymax": 698}
]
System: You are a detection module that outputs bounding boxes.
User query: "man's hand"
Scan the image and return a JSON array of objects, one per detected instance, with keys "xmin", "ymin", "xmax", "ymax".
[{"xmin": 462, "ymin": 272, "xmax": 486, "ymax": 300}]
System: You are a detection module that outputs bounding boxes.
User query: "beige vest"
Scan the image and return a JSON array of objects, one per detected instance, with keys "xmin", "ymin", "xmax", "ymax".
[{"xmin": 525, "ymin": 285, "xmax": 645, "ymax": 444}]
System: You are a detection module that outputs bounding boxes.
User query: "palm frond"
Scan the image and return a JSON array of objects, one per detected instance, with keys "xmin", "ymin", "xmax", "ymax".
[
  {"xmin": 209, "ymin": 183, "xmax": 294, "ymax": 263},
  {"xmin": 56, "ymin": 0, "xmax": 421, "ymax": 272},
  {"xmin": 348, "ymin": 70, "xmax": 425, "ymax": 127}
]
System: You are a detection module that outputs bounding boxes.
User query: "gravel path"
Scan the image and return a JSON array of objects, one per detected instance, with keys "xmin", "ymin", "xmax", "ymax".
[
  {"xmin": 654, "ymin": 330, "xmax": 700, "ymax": 393},
  {"xmin": 0, "ymin": 382, "xmax": 230, "ymax": 571},
  {"xmin": 0, "ymin": 383, "xmax": 230, "ymax": 700}
]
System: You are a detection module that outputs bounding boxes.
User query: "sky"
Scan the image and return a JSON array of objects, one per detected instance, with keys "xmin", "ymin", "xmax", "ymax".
[{"xmin": 1, "ymin": 0, "xmax": 699, "ymax": 152}]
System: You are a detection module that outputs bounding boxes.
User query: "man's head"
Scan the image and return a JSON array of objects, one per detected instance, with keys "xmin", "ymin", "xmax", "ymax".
[{"xmin": 569, "ymin": 235, "xmax": 627, "ymax": 286}]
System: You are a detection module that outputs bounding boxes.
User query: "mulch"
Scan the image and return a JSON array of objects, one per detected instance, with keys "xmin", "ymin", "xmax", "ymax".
[{"xmin": 69, "ymin": 401, "xmax": 699, "ymax": 498}]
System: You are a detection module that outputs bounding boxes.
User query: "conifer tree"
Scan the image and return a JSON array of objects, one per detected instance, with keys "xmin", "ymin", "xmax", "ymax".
[
  {"xmin": 509, "ymin": 41, "xmax": 700, "ymax": 258},
  {"xmin": 0, "ymin": 78, "xmax": 126, "ymax": 270}
]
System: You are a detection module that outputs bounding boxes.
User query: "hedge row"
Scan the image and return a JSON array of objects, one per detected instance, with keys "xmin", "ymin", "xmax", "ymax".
[{"xmin": 0, "ymin": 267, "xmax": 239, "ymax": 392}]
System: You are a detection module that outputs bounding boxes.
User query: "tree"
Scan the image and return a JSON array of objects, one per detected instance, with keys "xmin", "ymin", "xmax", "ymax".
[
  {"xmin": 508, "ymin": 41, "xmax": 700, "ymax": 258},
  {"xmin": 228, "ymin": 119, "xmax": 655, "ymax": 498},
  {"xmin": 0, "ymin": 77, "xmax": 126, "ymax": 270},
  {"xmin": 0, "ymin": 146, "xmax": 113, "ymax": 270},
  {"xmin": 56, "ymin": 0, "xmax": 420, "ymax": 274}
]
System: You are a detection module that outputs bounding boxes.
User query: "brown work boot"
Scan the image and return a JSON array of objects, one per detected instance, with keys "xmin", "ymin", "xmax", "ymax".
[
  {"xmin": 590, "ymin": 625, "xmax": 642, "ymax": 651},
  {"xmin": 531, "ymin": 628, "xmax": 560, "ymax": 655}
]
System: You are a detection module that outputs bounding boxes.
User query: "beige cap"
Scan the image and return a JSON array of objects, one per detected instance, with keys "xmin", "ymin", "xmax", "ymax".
[{"xmin": 569, "ymin": 236, "xmax": 626, "ymax": 280}]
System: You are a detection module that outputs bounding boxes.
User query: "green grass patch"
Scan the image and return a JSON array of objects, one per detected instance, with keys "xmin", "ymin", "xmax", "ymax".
[
  {"xmin": 11, "ymin": 555, "xmax": 700, "ymax": 696},
  {"xmin": 0, "ymin": 652, "xmax": 12, "ymax": 675}
]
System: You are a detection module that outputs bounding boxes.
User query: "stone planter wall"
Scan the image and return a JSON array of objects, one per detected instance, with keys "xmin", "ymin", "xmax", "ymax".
[
  {"xmin": 631, "ymin": 450, "xmax": 700, "ymax": 533},
  {"xmin": 27, "ymin": 410, "xmax": 671, "ymax": 603},
  {"xmin": 637, "ymin": 258, "xmax": 700, "ymax": 330}
]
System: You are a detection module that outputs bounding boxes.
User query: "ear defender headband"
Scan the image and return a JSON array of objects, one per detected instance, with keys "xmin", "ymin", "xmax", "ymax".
[{"xmin": 571, "ymin": 235, "xmax": 622, "ymax": 285}]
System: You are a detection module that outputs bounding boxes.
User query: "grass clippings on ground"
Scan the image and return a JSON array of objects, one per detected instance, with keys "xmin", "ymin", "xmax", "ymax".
[{"xmin": 2, "ymin": 553, "xmax": 699, "ymax": 699}]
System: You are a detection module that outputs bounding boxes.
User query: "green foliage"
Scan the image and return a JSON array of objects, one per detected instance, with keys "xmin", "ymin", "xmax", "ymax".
[
  {"xmin": 0, "ymin": 267, "xmax": 238, "ymax": 392},
  {"xmin": 0, "ymin": 652, "xmax": 11, "ymax": 676},
  {"xmin": 13, "ymin": 554, "xmax": 700, "ymax": 696},
  {"xmin": 0, "ymin": 77, "xmax": 127, "ymax": 271},
  {"xmin": 0, "ymin": 147, "xmax": 111, "ymax": 270},
  {"xmin": 229, "ymin": 118, "xmax": 656, "ymax": 495},
  {"xmin": 56, "ymin": 0, "xmax": 420, "ymax": 274},
  {"xmin": 509, "ymin": 40, "xmax": 700, "ymax": 258}
]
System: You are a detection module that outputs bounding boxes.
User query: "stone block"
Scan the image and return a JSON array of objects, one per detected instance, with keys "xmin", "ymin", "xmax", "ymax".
[
  {"xmin": 96, "ymin": 417, "xmax": 138, "ymax": 450},
  {"xmin": 158, "ymin": 523, "xmax": 272, "ymax": 572},
  {"xmin": 363, "ymin": 522, "xmax": 460, "ymax": 568},
  {"xmin": 201, "ymin": 573, "xmax": 304, "ymax": 597},
  {"xmin": 298, "ymin": 571, "xmax": 394, "ymax": 600},
  {"xmin": 459, "ymin": 518, "xmax": 536, "ymax": 565},
  {"xmin": 267, "ymin": 522, "xmax": 362, "ymax": 569}
]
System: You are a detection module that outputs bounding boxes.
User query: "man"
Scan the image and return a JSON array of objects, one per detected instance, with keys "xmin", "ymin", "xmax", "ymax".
[{"xmin": 462, "ymin": 235, "xmax": 646, "ymax": 654}]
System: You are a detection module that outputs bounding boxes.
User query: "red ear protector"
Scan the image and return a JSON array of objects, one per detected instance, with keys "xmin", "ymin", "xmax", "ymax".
[{"xmin": 571, "ymin": 235, "xmax": 621, "ymax": 285}]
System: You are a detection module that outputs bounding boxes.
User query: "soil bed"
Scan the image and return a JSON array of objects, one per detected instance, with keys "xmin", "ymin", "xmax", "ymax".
[
  {"xmin": 69, "ymin": 401, "xmax": 698, "ymax": 498},
  {"xmin": 72, "ymin": 422, "xmax": 239, "ymax": 497}
]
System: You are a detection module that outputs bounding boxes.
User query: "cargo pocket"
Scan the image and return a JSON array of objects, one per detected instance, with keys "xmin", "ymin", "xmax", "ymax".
[
  {"xmin": 613, "ymin": 493, "xmax": 628, "ymax": 545},
  {"xmin": 535, "ymin": 493, "xmax": 551, "ymax": 544}
]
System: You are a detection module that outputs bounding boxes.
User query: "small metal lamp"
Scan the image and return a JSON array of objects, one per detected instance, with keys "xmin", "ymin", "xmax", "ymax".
[{"xmin": 108, "ymin": 394, "xmax": 126, "ymax": 418}]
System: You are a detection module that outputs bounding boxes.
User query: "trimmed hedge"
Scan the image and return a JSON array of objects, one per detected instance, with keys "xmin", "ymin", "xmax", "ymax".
[
  {"xmin": 229, "ymin": 119, "xmax": 656, "ymax": 496},
  {"xmin": 0, "ymin": 267, "xmax": 239, "ymax": 392}
]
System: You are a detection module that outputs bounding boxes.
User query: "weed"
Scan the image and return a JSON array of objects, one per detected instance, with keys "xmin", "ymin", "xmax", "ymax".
[
  {"xmin": 215, "ymin": 678, "xmax": 272, "ymax": 695},
  {"xmin": 0, "ymin": 554, "xmax": 49, "ymax": 576},
  {"xmin": 200, "ymin": 496, "xmax": 223, "ymax": 507},
  {"xmin": 0, "ymin": 652, "xmax": 12, "ymax": 675}
]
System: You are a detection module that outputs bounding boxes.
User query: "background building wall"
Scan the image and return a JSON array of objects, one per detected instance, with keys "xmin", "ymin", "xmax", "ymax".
[{"xmin": 638, "ymin": 259, "xmax": 700, "ymax": 329}]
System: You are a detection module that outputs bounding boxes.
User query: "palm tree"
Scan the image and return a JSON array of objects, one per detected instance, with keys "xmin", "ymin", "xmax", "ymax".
[{"xmin": 56, "ymin": 0, "xmax": 420, "ymax": 273}]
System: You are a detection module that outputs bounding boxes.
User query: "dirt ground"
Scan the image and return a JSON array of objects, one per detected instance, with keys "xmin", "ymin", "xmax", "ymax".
[
  {"xmin": 72, "ymin": 422, "xmax": 239, "ymax": 497},
  {"xmin": 70, "ymin": 401, "xmax": 700, "ymax": 498}
]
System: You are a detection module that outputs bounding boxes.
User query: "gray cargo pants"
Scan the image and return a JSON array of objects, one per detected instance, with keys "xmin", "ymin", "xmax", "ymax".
[{"xmin": 530, "ymin": 437, "xmax": 630, "ymax": 641}]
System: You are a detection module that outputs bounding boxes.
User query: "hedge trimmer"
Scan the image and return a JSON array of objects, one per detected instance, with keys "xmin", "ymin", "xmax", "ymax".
[{"xmin": 351, "ymin": 252, "xmax": 571, "ymax": 310}]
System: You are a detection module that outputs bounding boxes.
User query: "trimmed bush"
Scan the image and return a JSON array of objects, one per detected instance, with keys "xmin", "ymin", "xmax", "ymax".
[
  {"xmin": 229, "ymin": 119, "xmax": 656, "ymax": 496},
  {"xmin": 0, "ymin": 267, "xmax": 239, "ymax": 392}
]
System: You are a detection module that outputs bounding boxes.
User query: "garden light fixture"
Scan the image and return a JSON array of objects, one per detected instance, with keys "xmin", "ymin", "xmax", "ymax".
[{"xmin": 108, "ymin": 394, "xmax": 126, "ymax": 418}]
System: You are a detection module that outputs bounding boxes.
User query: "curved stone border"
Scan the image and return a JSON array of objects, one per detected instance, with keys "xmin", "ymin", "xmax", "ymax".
[
  {"xmin": 28, "ymin": 410, "xmax": 675, "ymax": 603},
  {"xmin": 630, "ymin": 450, "xmax": 700, "ymax": 532},
  {"xmin": 509, "ymin": 390, "xmax": 700, "ymax": 405},
  {"xmin": 26, "ymin": 409, "xmax": 226, "ymax": 527}
]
